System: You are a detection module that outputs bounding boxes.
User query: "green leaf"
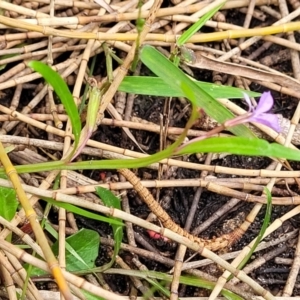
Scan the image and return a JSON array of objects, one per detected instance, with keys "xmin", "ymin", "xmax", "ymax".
[
  {"xmin": 96, "ymin": 187, "xmax": 121, "ymax": 211},
  {"xmin": 81, "ymin": 290, "xmax": 105, "ymax": 300},
  {"xmin": 0, "ymin": 43, "xmax": 26, "ymax": 71},
  {"xmin": 30, "ymin": 229, "xmax": 99, "ymax": 276},
  {"xmin": 177, "ymin": 1, "xmax": 225, "ymax": 46},
  {"xmin": 0, "ymin": 183, "xmax": 18, "ymax": 221},
  {"xmin": 71, "ymin": 85, "xmax": 102, "ymax": 160},
  {"xmin": 54, "ymin": 229, "xmax": 99, "ymax": 272},
  {"xmin": 95, "ymin": 187, "xmax": 124, "ymax": 270},
  {"xmin": 119, "ymin": 76, "xmax": 260, "ymax": 99},
  {"xmin": 7, "ymin": 132, "xmax": 300, "ymax": 176},
  {"xmin": 140, "ymin": 45, "xmax": 254, "ymax": 138},
  {"xmin": 45, "ymin": 222, "xmax": 92, "ymax": 270},
  {"xmin": 104, "ymin": 269, "xmax": 243, "ymax": 300},
  {"xmin": 28, "ymin": 61, "xmax": 81, "ymax": 150},
  {"xmin": 41, "ymin": 197, "xmax": 124, "ymax": 227},
  {"xmin": 236, "ymin": 188, "xmax": 272, "ymax": 272},
  {"xmin": 177, "ymin": 136, "xmax": 300, "ymax": 161}
]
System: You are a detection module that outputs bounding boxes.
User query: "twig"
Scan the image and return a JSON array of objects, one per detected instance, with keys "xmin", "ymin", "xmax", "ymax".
[{"xmin": 118, "ymin": 168, "xmax": 241, "ymax": 251}]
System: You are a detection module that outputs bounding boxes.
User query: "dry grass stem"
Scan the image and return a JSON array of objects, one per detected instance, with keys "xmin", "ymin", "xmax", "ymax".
[
  {"xmin": 0, "ymin": 0, "xmax": 300, "ymax": 298},
  {"xmin": 118, "ymin": 168, "xmax": 246, "ymax": 251}
]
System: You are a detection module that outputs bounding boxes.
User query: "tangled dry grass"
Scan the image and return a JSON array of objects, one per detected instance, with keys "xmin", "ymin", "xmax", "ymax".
[{"xmin": 0, "ymin": 0, "xmax": 300, "ymax": 299}]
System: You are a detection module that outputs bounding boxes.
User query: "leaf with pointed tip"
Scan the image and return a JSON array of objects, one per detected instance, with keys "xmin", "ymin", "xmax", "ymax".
[
  {"xmin": 28, "ymin": 61, "xmax": 81, "ymax": 150},
  {"xmin": 140, "ymin": 45, "xmax": 255, "ymax": 138}
]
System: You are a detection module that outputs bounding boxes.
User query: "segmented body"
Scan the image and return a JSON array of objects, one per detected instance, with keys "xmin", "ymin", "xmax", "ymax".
[{"xmin": 119, "ymin": 168, "xmax": 243, "ymax": 251}]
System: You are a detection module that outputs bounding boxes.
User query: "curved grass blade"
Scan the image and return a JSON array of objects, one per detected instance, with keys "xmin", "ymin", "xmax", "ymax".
[
  {"xmin": 5, "ymin": 134, "xmax": 300, "ymax": 176},
  {"xmin": 177, "ymin": 136, "xmax": 300, "ymax": 160},
  {"xmin": 140, "ymin": 45, "xmax": 254, "ymax": 138},
  {"xmin": 28, "ymin": 61, "xmax": 81, "ymax": 151}
]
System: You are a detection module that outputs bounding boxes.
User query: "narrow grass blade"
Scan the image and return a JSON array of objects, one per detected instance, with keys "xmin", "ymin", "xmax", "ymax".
[
  {"xmin": 42, "ymin": 197, "xmax": 124, "ymax": 227},
  {"xmin": 104, "ymin": 269, "xmax": 243, "ymax": 300},
  {"xmin": 28, "ymin": 61, "xmax": 81, "ymax": 149},
  {"xmin": 140, "ymin": 45, "xmax": 254, "ymax": 138},
  {"xmin": 177, "ymin": 1, "xmax": 225, "ymax": 46},
  {"xmin": 119, "ymin": 76, "xmax": 260, "ymax": 98},
  {"xmin": 236, "ymin": 188, "xmax": 272, "ymax": 271},
  {"xmin": 6, "ymin": 134, "xmax": 300, "ymax": 176},
  {"xmin": 177, "ymin": 136, "xmax": 300, "ymax": 160}
]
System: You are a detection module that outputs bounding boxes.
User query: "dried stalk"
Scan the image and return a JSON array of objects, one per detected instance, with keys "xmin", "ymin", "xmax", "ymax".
[
  {"xmin": 0, "ymin": 176, "xmax": 275, "ymax": 298},
  {"xmin": 0, "ymin": 238, "xmax": 124, "ymax": 300},
  {"xmin": 95, "ymin": 0, "xmax": 163, "ymax": 125},
  {"xmin": 0, "ymin": 142, "xmax": 73, "ymax": 299},
  {"xmin": 170, "ymin": 154, "xmax": 213, "ymax": 300},
  {"xmin": 1, "ymin": 14, "xmax": 300, "ymax": 43},
  {"xmin": 184, "ymin": 51, "xmax": 300, "ymax": 93},
  {"xmin": 118, "ymin": 168, "xmax": 241, "ymax": 251}
]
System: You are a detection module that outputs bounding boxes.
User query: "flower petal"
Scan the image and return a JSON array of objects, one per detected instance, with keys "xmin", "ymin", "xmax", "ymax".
[
  {"xmin": 255, "ymin": 91, "xmax": 274, "ymax": 114},
  {"xmin": 242, "ymin": 92, "xmax": 253, "ymax": 112},
  {"xmin": 251, "ymin": 113, "xmax": 281, "ymax": 132}
]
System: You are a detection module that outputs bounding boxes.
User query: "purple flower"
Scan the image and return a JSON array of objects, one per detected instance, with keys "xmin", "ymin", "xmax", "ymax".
[{"xmin": 225, "ymin": 91, "xmax": 281, "ymax": 132}]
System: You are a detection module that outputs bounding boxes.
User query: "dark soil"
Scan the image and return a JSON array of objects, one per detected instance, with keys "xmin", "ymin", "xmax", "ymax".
[{"xmin": 1, "ymin": 1, "xmax": 300, "ymax": 299}]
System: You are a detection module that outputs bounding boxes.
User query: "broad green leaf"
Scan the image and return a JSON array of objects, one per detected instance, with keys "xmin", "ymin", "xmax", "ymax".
[
  {"xmin": 177, "ymin": 136, "xmax": 300, "ymax": 161},
  {"xmin": 53, "ymin": 229, "xmax": 99, "ymax": 272},
  {"xmin": 140, "ymin": 45, "xmax": 254, "ymax": 138},
  {"xmin": 96, "ymin": 187, "xmax": 121, "ymax": 211},
  {"xmin": 45, "ymin": 222, "xmax": 92, "ymax": 270},
  {"xmin": 177, "ymin": 1, "xmax": 225, "ymax": 46},
  {"xmin": 119, "ymin": 76, "xmax": 260, "ymax": 99},
  {"xmin": 28, "ymin": 61, "xmax": 81, "ymax": 149},
  {"xmin": 95, "ymin": 187, "xmax": 124, "ymax": 270},
  {"xmin": 30, "ymin": 229, "xmax": 99, "ymax": 276},
  {"xmin": 0, "ymin": 183, "xmax": 18, "ymax": 221}
]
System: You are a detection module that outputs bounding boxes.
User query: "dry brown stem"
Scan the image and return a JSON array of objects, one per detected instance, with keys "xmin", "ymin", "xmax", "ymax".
[
  {"xmin": 118, "ymin": 168, "xmax": 241, "ymax": 251},
  {"xmin": 0, "ymin": 0, "xmax": 300, "ymax": 298}
]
